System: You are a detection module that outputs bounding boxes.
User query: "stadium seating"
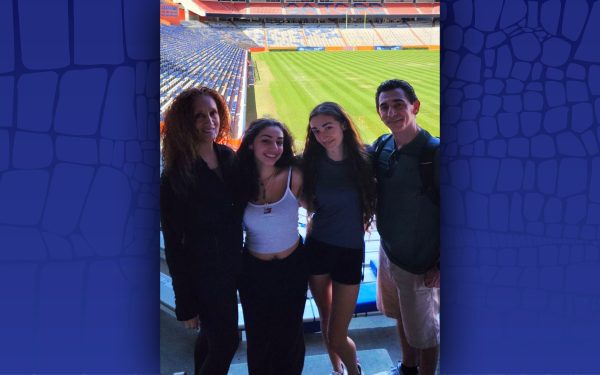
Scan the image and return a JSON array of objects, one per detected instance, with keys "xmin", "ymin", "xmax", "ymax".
[
  {"xmin": 355, "ymin": 282, "xmax": 377, "ymax": 314},
  {"xmin": 377, "ymin": 23, "xmax": 423, "ymax": 46},
  {"xmin": 239, "ymin": 23, "xmax": 266, "ymax": 47},
  {"xmin": 303, "ymin": 23, "xmax": 344, "ymax": 47},
  {"xmin": 239, "ymin": 21, "xmax": 432, "ymax": 49},
  {"xmin": 201, "ymin": 20, "xmax": 259, "ymax": 49},
  {"xmin": 160, "ymin": 25, "xmax": 254, "ymax": 130},
  {"xmin": 266, "ymin": 24, "xmax": 305, "ymax": 47},
  {"xmin": 409, "ymin": 21, "xmax": 440, "ymax": 45},
  {"xmin": 160, "ymin": 19, "xmax": 438, "ymax": 132},
  {"xmin": 339, "ymin": 25, "xmax": 382, "ymax": 46}
]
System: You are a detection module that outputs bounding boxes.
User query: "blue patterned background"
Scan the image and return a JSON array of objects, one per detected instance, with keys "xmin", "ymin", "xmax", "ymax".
[
  {"xmin": 0, "ymin": 0, "xmax": 159, "ymax": 372},
  {"xmin": 441, "ymin": 0, "xmax": 600, "ymax": 373},
  {"xmin": 0, "ymin": 0, "xmax": 599, "ymax": 373}
]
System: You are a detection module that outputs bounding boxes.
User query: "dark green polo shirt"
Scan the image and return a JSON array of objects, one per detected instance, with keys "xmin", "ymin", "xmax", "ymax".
[{"xmin": 372, "ymin": 129, "xmax": 440, "ymax": 274}]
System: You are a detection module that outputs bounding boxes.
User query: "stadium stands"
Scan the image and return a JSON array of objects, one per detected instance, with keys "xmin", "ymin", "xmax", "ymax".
[
  {"xmin": 202, "ymin": 20, "xmax": 259, "ymax": 49},
  {"xmin": 410, "ymin": 21, "xmax": 440, "ymax": 45},
  {"xmin": 160, "ymin": 17, "xmax": 438, "ymax": 135},
  {"xmin": 377, "ymin": 23, "xmax": 425, "ymax": 46},
  {"xmin": 239, "ymin": 22, "xmax": 439, "ymax": 49},
  {"xmin": 304, "ymin": 23, "xmax": 344, "ymax": 47},
  {"xmin": 239, "ymin": 23, "xmax": 266, "ymax": 47},
  {"xmin": 340, "ymin": 25, "xmax": 382, "ymax": 46},
  {"xmin": 159, "ymin": 19, "xmax": 437, "ymax": 126},
  {"xmin": 193, "ymin": 0, "xmax": 439, "ymax": 17},
  {"xmin": 160, "ymin": 24, "xmax": 256, "ymax": 134},
  {"xmin": 266, "ymin": 24, "xmax": 305, "ymax": 47}
]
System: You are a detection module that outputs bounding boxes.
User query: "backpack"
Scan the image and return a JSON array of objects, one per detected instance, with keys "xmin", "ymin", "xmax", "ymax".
[{"xmin": 373, "ymin": 133, "xmax": 439, "ymax": 206}]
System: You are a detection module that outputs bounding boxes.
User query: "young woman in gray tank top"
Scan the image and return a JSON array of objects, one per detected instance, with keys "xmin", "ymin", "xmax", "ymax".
[
  {"xmin": 237, "ymin": 118, "xmax": 308, "ymax": 375},
  {"xmin": 301, "ymin": 102, "xmax": 377, "ymax": 375}
]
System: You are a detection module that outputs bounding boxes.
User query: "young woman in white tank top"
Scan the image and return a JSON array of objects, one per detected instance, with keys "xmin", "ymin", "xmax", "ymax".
[{"xmin": 236, "ymin": 118, "xmax": 308, "ymax": 375}]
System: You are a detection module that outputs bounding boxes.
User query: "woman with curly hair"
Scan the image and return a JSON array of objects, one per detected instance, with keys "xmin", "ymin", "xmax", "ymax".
[
  {"xmin": 160, "ymin": 87, "xmax": 243, "ymax": 375},
  {"xmin": 237, "ymin": 118, "xmax": 307, "ymax": 375},
  {"xmin": 302, "ymin": 102, "xmax": 377, "ymax": 375}
]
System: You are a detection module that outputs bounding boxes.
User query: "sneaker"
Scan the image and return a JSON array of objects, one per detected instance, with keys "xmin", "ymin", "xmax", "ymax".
[
  {"xmin": 393, "ymin": 362, "xmax": 418, "ymax": 375},
  {"xmin": 330, "ymin": 363, "xmax": 347, "ymax": 375}
]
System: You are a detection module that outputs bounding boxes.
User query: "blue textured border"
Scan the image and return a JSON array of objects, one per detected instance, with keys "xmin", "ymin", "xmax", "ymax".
[
  {"xmin": 441, "ymin": 0, "xmax": 600, "ymax": 373},
  {"xmin": 0, "ymin": 0, "xmax": 159, "ymax": 373}
]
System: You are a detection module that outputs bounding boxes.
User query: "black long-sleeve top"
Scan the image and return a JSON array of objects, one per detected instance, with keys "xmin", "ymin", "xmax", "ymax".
[{"xmin": 160, "ymin": 144, "xmax": 244, "ymax": 321}]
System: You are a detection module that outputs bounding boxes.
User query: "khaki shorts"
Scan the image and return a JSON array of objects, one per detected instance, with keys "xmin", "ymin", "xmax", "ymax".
[{"xmin": 376, "ymin": 246, "xmax": 440, "ymax": 349}]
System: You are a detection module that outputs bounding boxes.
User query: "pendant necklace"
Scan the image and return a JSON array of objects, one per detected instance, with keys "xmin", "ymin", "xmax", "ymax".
[{"xmin": 260, "ymin": 170, "xmax": 276, "ymax": 215}]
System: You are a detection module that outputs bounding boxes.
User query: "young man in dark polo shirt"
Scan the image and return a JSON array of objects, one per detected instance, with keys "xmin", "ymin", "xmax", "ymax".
[{"xmin": 371, "ymin": 79, "xmax": 440, "ymax": 375}]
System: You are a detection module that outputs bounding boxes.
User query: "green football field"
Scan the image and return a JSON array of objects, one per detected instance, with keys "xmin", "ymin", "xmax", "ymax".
[{"xmin": 250, "ymin": 50, "xmax": 439, "ymax": 149}]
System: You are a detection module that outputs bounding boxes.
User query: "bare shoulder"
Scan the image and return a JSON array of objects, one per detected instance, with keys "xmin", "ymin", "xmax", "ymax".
[{"xmin": 291, "ymin": 166, "xmax": 303, "ymax": 196}]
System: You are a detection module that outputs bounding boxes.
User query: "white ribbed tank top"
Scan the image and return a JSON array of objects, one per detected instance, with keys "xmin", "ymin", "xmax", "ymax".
[{"xmin": 243, "ymin": 168, "xmax": 299, "ymax": 253}]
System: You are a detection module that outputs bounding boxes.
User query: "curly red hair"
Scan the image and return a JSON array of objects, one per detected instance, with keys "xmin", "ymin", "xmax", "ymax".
[{"xmin": 161, "ymin": 87, "xmax": 231, "ymax": 193}]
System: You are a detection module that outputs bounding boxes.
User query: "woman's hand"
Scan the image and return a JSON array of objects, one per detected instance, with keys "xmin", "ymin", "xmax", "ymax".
[{"xmin": 183, "ymin": 315, "xmax": 200, "ymax": 330}]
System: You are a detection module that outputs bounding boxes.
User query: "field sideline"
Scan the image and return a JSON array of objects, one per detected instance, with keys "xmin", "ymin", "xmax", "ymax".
[{"xmin": 251, "ymin": 50, "xmax": 439, "ymax": 148}]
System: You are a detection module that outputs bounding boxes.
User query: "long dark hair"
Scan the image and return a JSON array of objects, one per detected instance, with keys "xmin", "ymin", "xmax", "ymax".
[
  {"xmin": 302, "ymin": 102, "xmax": 376, "ymax": 228},
  {"xmin": 237, "ymin": 118, "xmax": 296, "ymax": 203},
  {"xmin": 161, "ymin": 87, "xmax": 230, "ymax": 194}
]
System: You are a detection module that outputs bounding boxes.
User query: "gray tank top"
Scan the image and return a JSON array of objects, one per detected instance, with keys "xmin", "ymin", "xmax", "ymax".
[{"xmin": 310, "ymin": 156, "xmax": 364, "ymax": 249}]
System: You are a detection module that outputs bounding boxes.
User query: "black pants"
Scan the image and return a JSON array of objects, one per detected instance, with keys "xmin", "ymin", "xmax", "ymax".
[
  {"xmin": 239, "ymin": 244, "xmax": 309, "ymax": 375},
  {"xmin": 194, "ymin": 276, "xmax": 239, "ymax": 375}
]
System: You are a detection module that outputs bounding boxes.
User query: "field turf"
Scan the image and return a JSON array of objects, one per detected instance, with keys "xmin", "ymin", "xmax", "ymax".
[{"xmin": 251, "ymin": 50, "xmax": 439, "ymax": 148}]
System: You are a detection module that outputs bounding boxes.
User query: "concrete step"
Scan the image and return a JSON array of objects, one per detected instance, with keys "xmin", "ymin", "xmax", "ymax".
[{"xmin": 227, "ymin": 348, "xmax": 394, "ymax": 375}]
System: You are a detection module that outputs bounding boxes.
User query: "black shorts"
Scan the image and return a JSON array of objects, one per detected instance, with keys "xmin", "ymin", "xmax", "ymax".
[{"xmin": 305, "ymin": 237, "xmax": 364, "ymax": 285}]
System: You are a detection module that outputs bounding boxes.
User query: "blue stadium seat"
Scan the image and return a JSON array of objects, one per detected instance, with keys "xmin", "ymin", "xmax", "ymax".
[
  {"xmin": 160, "ymin": 24, "xmax": 249, "ymax": 126},
  {"xmin": 355, "ymin": 282, "xmax": 377, "ymax": 314}
]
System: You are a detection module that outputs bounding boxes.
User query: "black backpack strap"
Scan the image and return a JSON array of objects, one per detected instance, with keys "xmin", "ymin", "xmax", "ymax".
[
  {"xmin": 373, "ymin": 134, "xmax": 393, "ymax": 162},
  {"xmin": 418, "ymin": 136, "xmax": 440, "ymax": 206}
]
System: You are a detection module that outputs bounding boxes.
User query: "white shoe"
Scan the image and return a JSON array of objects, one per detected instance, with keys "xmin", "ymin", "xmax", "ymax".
[{"xmin": 330, "ymin": 363, "xmax": 346, "ymax": 375}]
